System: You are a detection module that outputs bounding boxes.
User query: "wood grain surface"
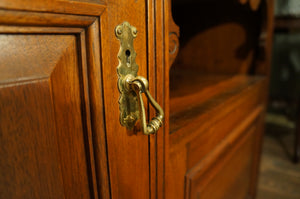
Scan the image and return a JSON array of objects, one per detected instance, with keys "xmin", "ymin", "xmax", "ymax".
[
  {"xmin": 0, "ymin": 34, "xmax": 93, "ymax": 199},
  {"xmin": 0, "ymin": 3, "xmax": 109, "ymax": 199},
  {"xmin": 0, "ymin": 0, "xmax": 275, "ymax": 198},
  {"xmin": 166, "ymin": 0, "xmax": 274, "ymax": 198}
]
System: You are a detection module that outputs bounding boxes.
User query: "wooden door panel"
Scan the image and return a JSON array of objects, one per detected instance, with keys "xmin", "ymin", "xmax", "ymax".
[
  {"xmin": 49, "ymin": 35, "xmax": 91, "ymax": 199},
  {"xmin": 0, "ymin": 1, "xmax": 165, "ymax": 198},
  {"xmin": 167, "ymin": 104, "xmax": 263, "ymax": 199},
  {"xmin": 0, "ymin": 34, "xmax": 91, "ymax": 199},
  {"xmin": 0, "ymin": 81, "xmax": 65, "ymax": 199},
  {"xmin": 188, "ymin": 126, "xmax": 256, "ymax": 199},
  {"xmin": 102, "ymin": 1, "xmax": 151, "ymax": 198},
  {"xmin": 0, "ymin": 35, "xmax": 69, "ymax": 83}
]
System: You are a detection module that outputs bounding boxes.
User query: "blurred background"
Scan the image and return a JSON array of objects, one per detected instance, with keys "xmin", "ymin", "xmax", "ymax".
[{"xmin": 257, "ymin": 0, "xmax": 300, "ymax": 198}]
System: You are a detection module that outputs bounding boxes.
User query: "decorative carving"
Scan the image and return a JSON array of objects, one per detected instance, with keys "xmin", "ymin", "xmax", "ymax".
[
  {"xmin": 115, "ymin": 21, "xmax": 139, "ymax": 129},
  {"xmin": 115, "ymin": 22, "xmax": 164, "ymax": 134},
  {"xmin": 249, "ymin": 0, "xmax": 262, "ymax": 11},
  {"xmin": 239, "ymin": 0, "xmax": 262, "ymax": 11},
  {"xmin": 239, "ymin": 0, "xmax": 248, "ymax": 5},
  {"xmin": 168, "ymin": 0, "xmax": 180, "ymax": 66}
]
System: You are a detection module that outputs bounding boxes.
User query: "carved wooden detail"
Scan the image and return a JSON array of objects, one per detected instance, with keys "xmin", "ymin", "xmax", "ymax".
[
  {"xmin": 168, "ymin": 0, "xmax": 180, "ymax": 66},
  {"xmin": 239, "ymin": 0, "xmax": 262, "ymax": 11},
  {"xmin": 250, "ymin": 0, "xmax": 262, "ymax": 10},
  {"xmin": 254, "ymin": 0, "xmax": 274, "ymax": 75}
]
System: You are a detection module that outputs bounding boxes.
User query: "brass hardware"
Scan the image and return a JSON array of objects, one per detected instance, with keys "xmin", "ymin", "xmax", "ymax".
[
  {"xmin": 126, "ymin": 75, "xmax": 164, "ymax": 134},
  {"xmin": 115, "ymin": 21, "xmax": 139, "ymax": 129},
  {"xmin": 115, "ymin": 22, "xmax": 164, "ymax": 134}
]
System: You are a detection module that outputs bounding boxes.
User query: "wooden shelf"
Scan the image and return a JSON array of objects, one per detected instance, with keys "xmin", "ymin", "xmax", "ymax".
[{"xmin": 169, "ymin": 73, "xmax": 266, "ymax": 135}]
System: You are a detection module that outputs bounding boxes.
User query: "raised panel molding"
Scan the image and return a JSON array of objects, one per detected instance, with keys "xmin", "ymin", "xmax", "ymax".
[
  {"xmin": 0, "ymin": 35, "xmax": 75, "ymax": 84},
  {"xmin": 0, "ymin": 7, "xmax": 110, "ymax": 199},
  {"xmin": 0, "ymin": 0, "xmax": 106, "ymax": 16},
  {"xmin": 0, "ymin": 80, "xmax": 66, "ymax": 199},
  {"xmin": 1, "ymin": 34, "xmax": 92, "ymax": 198},
  {"xmin": 184, "ymin": 107, "xmax": 262, "ymax": 199}
]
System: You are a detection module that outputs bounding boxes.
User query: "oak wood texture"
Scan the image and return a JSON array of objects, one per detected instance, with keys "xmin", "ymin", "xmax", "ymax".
[
  {"xmin": 0, "ymin": 0, "xmax": 169, "ymax": 198},
  {"xmin": 169, "ymin": 74, "xmax": 265, "ymax": 134},
  {"xmin": 148, "ymin": 1, "xmax": 168, "ymax": 198},
  {"xmin": 100, "ymin": 1, "xmax": 152, "ymax": 198},
  {"xmin": 0, "ymin": 8, "xmax": 110, "ymax": 197},
  {"xmin": 0, "ymin": 0, "xmax": 274, "ymax": 198},
  {"xmin": 166, "ymin": 75, "xmax": 266, "ymax": 199},
  {"xmin": 0, "ymin": 34, "xmax": 94, "ymax": 199},
  {"xmin": 165, "ymin": 0, "xmax": 274, "ymax": 199},
  {"xmin": 186, "ymin": 115, "xmax": 259, "ymax": 199},
  {"xmin": 0, "ymin": 7, "xmax": 111, "ymax": 197},
  {"xmin": 0, "ymin": 0, "xmax": 105, "ymax": 16}
]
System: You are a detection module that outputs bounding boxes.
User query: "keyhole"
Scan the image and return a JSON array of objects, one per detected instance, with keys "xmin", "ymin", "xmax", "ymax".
[{"xmin": 125, "ymin": 49, "xmax": 131, "ymax": 66}]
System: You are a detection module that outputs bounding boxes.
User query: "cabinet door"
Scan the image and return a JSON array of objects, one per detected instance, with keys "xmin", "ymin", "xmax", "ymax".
[
  {"xmin": 0, "ymin": 34, "xmax": 95, "ymax": 199},
  {"xmin": 0, "ymin": 1, "xmax": 165, "ymax": 199},
  {"xmin": 0, "ymin": 12, "xmax": 105, "ymax": 198},
  {"xmin": 100, "ymin": 0, "xmax": 167, "ymax": 198}
]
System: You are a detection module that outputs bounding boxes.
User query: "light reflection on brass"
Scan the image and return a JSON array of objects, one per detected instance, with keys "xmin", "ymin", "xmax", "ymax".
[{"xmin": 115, "ymin": 22, "xmax": 164, "ymax": 134}]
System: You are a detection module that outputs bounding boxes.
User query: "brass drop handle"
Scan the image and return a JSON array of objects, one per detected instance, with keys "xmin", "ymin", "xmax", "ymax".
[
  {"xmin": 124, "ymin": 75, "xmax": 164, "ymax": 135},
  {"xmin": 115, "ymin": 21, "xmax": 164, "ymax": 134}
]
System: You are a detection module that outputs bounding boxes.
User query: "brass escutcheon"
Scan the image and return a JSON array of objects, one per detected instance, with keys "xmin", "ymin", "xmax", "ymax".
[{"xmin": 115, "ymin": 22, "xmax": 164, "ymax": 134}]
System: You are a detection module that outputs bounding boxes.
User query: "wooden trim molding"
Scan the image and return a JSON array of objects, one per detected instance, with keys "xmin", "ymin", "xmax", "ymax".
[
  {"xmin": 185, "ymin": 106, "xmax": 262, "ymax": 199},
  {"xmin": 168, "ymin": 0, "xmax": 180, "ymax": 67},
  {"xmin": 239, "ymin": 0, "xmax": 262, "ymax": 11},
  {"xmin": 0, "ymin": 0, "xmax": 106, "ymax": 16},
  {"xmin": 0, "ymin": 8, "xmax": 110, "ymax": 199}
]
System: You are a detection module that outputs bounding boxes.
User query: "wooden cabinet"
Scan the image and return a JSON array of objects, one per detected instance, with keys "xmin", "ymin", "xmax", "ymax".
[
  {"xmin": 166, "ymin": 0, "xmax": 274, "ymax": 199},
  {"xmin": 0, "ymin": 6, "xmax": 108, "ymax": 199},
  {"xmin": 0, "ymin": 0, "xmax": 273, "ymax": 199}
]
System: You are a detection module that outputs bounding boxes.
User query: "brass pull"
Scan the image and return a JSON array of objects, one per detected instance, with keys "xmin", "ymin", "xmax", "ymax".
[
  {"xmin": 115, "ymin": 21, "xmax": 164, "ymax": 134},
  {"xmin": 124, "ymin": 75, "xmax": 164, "ymax": 135}
]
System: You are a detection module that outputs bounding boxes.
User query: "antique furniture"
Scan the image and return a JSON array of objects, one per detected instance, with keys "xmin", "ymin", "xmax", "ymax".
[
  {"xmin": 166, "ymin": 0, "xmax": 274, "ymax": 198},
  {"xmin": 0, "ymin": 0, "xmax": 273, "ymax": 198}
]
